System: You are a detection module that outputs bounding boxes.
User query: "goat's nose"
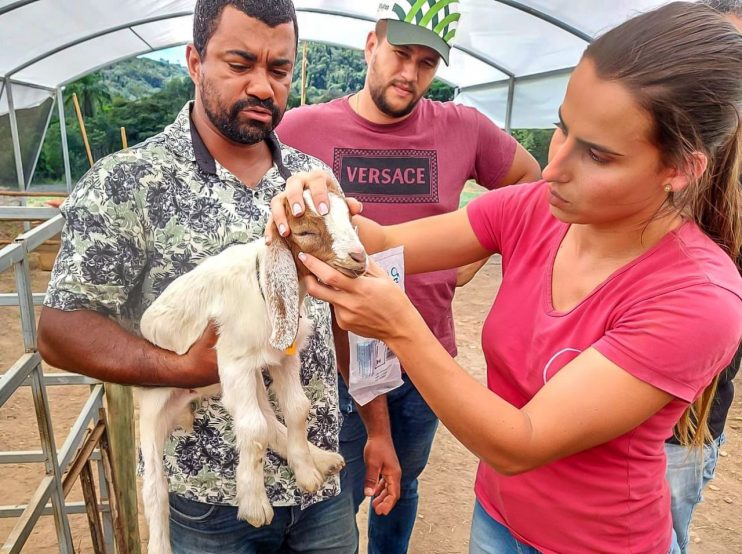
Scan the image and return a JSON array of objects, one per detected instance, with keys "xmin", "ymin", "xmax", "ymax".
[{"xmin": 349, "ymin": 249, "xmax": 366, "ymax": 264}]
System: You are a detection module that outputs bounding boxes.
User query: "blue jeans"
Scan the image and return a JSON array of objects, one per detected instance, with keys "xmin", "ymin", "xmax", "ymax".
[
  {"xmin": 470, "ymin": 500, "xmax": 681, "ymax": 554},
  {"xmin": 168, "ymin": 488, "xmax": 357, "ymax": 553},
  {"xmin": 469, "ymin": 500, "xmax": 541, "ymax": 554},
  {"xmin": 339, "ymin": 373, "xmax": 439, "ymax": 554},
  {"xmin": 665, "ymin": 434, "xmax": 725, "ymax": 554}
]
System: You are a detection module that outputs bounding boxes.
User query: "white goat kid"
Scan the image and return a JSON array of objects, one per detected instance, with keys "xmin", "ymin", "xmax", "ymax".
[{"xmin": 138, "ymin": 187, "xmax": 366, "ymax": 554}]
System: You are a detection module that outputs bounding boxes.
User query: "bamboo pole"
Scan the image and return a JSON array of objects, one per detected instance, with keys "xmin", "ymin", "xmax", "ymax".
[
  {"xmin": 71, "ymin": 93, "xmax": 94, "ymax": 168},
  {"xmin": 99, "ymin": 122, "xmax": 141, "ymax": 553},
  {"xmin": 300, "ymin": 41, "xmax": 309, "ymax": 106},
  {"xmin": 100, "ymin": 400, "xmax": 139, "ymax": 553},
  {"xmin": 0, "ymin": 191, "xmax": 68, "ymax": 198}
]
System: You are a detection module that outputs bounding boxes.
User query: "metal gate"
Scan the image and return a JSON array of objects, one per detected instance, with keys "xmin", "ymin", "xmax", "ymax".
[{"xmin": 0, "ymin": 208, "xmax": 116, "ymax": 553}]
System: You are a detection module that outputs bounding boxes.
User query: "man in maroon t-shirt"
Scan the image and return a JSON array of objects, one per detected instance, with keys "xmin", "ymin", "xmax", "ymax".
[{"xmin": 277, "ymin": 3, "xmax": 540, "ymax": 552}]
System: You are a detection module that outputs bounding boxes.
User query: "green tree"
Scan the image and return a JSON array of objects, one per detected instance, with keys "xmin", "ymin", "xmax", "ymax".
[
  {"xmin": 512, "ymin": 128, "xmax": 554, "ymax": 168},
  {"xmin": 64, "ymin": 74, "xmax": 111, "ymax": 118},
  {"xmin": 425, "ymin": 80, "xmax": 455, "ymax": 102}
]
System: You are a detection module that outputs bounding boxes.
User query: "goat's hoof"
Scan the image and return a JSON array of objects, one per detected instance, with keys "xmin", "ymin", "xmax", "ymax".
[
  {"xmin": 238, "ymin": 497, "xmax": 274, "ymax": 528},
  {"xmin": 293, "ymin": 463, "xmax": 324, "ymax": 493},
  {"xmin": 311, "ymin": 449, "xmax": 346, "ymax": 477}
]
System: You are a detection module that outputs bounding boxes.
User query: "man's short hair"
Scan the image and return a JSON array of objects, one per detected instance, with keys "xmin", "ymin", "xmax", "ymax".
[
  {"xmin": 701, "ymin": 0, "xmax": 742, "ymax": 16},
  {"xmin": 193, "ymin": 0, "xmax": 299, "ymax": 57}
]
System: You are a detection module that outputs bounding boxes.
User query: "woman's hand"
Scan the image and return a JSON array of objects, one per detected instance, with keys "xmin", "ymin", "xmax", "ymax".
[
  {"xmin": 266, "ymin": 169, "xmax": 363, "ymax": 242},
  {"xmin": 300, "ymin": 254, "xmax": 419, "ymax": 341}
]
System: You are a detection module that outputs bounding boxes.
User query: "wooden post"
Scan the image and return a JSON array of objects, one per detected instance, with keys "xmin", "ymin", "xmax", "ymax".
[
  {"xmin": 68, "ymin": 104, "xmax": 140, "ymax": 552},
  {"xmin": 80, "ymin": 461, "xmax": 106, "ymax": 554},
  {"xmin": 71, "ymin": 93, "xmax": 94, "ymax": 167},
  {"xmin": 300, "ymin": 41, "xmax": 309, "ymax": 106},
  {"xmin": 102, "ymin": 389, "xmax": 140, "ymax": 553},
  {"xmin": 120, "ymin": 127, "xmax": 128, "ymax": 150}
]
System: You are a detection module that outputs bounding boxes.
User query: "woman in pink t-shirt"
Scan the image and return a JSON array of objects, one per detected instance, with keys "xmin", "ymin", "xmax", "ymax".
[{"xmin": 270, "ymin": 3, "xmax": 742, "ymax": 553}]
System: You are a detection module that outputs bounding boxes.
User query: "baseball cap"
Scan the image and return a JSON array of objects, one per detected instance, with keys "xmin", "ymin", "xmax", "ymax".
[{"xmin": 376, "ymin": 1, "xmax": 461, "ymax": 65}]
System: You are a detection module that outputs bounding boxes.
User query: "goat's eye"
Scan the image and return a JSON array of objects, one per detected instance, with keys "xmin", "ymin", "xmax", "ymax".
[{"xmin": 295, "ymin": 230, "xmax": 317, "ymax": 237}]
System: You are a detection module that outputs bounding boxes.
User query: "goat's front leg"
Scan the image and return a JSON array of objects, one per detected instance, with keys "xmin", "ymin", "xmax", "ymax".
[
  {"xmin": 219, "ymin": 359, "xmax": 273, "ymax": 527},
  {"xmin": 268, "ymin": 356, "xmax": 341, "ymax": 493},
  {"xmin": 256, "ymin": 373, "xmax": 345, "ymax": 481}
]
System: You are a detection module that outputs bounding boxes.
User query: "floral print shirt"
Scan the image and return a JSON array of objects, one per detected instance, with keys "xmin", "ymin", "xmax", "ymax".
[{"xmin": 44, "ymin": 103, "xmax": 341, "ymax": 507}]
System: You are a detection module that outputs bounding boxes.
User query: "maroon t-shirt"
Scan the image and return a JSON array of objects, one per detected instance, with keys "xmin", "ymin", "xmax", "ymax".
[{"xmin": 277, "ymin": 96, "xmax": 517, "ymax": 355}]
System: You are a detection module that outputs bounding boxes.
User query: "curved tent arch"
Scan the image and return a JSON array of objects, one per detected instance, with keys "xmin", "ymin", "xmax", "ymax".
[
  {"xmin": 0, "ymin": 0, "xmax": 683, "ymax": 190},
  {"xmin": 1, "ymin": 1, "xmax": 674, "ymax": 116}
]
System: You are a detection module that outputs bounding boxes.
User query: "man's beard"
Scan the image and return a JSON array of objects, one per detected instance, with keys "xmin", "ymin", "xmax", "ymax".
[
  {"xmin": 370, "ymin": 79, "xmax": 424, "ymax": 118},
  {"xmin": 200, "ymin": 80, "xmax": 283, "ymax": 145}
]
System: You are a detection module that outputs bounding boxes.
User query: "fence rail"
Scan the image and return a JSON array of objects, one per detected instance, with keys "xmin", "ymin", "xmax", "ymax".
[{"xmin": 0, "ymin": 207, "xmax": 127, "ymax": 553}]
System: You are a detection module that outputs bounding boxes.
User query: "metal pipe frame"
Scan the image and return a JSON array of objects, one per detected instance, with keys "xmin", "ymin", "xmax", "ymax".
[
  {"xmin": 26, "ymin": 373, "xmax": 100, "ymax": 386},
  {"xmin": 0, "ymin": 206, "xmax": 60, "ymax": 220},
  {"xmin": 3, "ymin": 475, "xmax": 56, "ymax": 554},
  {"xmin": 4, "ymin": 79, "xmax": 55, "ymax": 92},
  {"xmin": 0, "ymin": 242, "xmax": 24, "ymax": 274},
  {"xmin": 5, "ymin": 81, "xmax": 26, "ymax": 191},
  {"xmin": 459, "ymin": 67, "xmax": 576, "ymax": 94},
  {"xmin": 27, "ymin": 365, "xmax": 74, "ymax": 553},
  {"xmin": 15, "ymin": 214, "xmax": 64, "ymax": 249},
  {"xmin": 504, "ymin": 77, "xmax": 515, "ymax": 135},
  {"xmin": 0, "ymin": 2, "xmax": 599, "ymax": 106},
  {"xmin": 3, "ymin": 7, "xmax": 523, "ymax": 90},
  {"xmin": 491, "ymin": 0, "xmax": 592, "ymax": 42},
  {"xmin": 296, "ymin": 7, "xmax": 516, "ymax": 78},
  {"xmin": 57, "ymin": 385, "xmax": 106, "ymax": 472},
  {"xmin": 56, "ymin": 87, "xmax": 73, "ymax": 192},
  {"xmin": 0, "ymin": 0, "xmax": 39, "ymax": 17},
  {"xmin": 14, "ymin": 245, "xmax": 37, "ymax": 353},
  {"xmin": 0, "ymin": 451, "xmax": 101, "ymax": 465},
  {"xmin": 5, "ymin": 11, "xmax": 193, "ymax": 79},
  {"xmin": 0, "ymin": 353, "xmax": 40, "ymax": 407},
  {"xmin": 0, "ymin": 293, "xmax": 45, "ymax": 306},
  {"xmin": 0, "ymin": 501, "xmax": 110, "ymax": 519},
  {"xmin": 0, "ymin": 215, "xmax": 110, "ymax": 553}
]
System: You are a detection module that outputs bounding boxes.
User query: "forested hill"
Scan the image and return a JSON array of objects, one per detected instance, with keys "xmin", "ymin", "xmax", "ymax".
[
  {"xmin": 102, "ymin": 43, "xmax": 453, "ymax": 105},
  {"xmin": 98, "ymin": 57, "xmax": 189, "ymax": 100},
  {"xmin": 23, "ymin": 44, "xmax": 461, "ymax": 185}
]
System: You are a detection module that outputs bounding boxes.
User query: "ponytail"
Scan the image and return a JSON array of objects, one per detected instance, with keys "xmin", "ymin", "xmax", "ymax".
[{"xmin": 693, "ymin": 118, "xmax": 742, "ymax": 271}]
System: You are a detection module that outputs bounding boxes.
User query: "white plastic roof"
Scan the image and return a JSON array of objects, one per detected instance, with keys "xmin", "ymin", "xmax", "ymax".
[{"xmin": 0, "ymin": 0, "xmax": 675, "ymax": 127}]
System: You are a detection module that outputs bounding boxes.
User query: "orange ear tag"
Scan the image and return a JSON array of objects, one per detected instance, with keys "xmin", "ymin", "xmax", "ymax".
[{"xmin": 283, "ymin": 341, "xmax": 297, "ymax": 356}]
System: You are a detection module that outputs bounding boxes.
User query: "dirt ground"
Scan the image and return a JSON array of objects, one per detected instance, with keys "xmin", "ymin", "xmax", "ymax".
[{"xmin": 1, "ymin": 241, "xmax": 741, "ymax": 553}]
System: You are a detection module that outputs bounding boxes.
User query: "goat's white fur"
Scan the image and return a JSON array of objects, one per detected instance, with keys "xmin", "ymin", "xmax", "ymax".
[{"xmin": 138, "ymin": 191, "xmax": 363, "ymax": 554}]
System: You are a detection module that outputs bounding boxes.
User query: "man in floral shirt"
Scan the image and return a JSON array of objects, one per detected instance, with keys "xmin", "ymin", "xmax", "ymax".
[{"xmin": 37, "ymin": 1, "xmax": 398, "ymax": 552}]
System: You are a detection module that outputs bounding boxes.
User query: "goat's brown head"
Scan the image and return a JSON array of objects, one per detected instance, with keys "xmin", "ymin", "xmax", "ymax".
[
  {"xmin": 264, "ymin": 181, "xmax": 366, "ymax": 351},
  {"xmin": 280, "ymin": 180, "xmax": 367, "ymax": 279}
]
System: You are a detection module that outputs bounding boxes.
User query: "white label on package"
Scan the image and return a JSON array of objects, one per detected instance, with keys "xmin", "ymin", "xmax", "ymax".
[{"xmin": 348, "ymin": 246, "xmax": 405, "ymax": 405}]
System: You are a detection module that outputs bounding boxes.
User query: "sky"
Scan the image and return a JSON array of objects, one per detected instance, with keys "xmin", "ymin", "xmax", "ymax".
[{"xmin": 140, "ymin": 46, "xmax": 187, "ymax": 66}]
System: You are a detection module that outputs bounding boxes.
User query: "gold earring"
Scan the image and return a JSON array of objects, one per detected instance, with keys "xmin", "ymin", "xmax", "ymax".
[{"xmin": 664, "ymin": 184, "xmax": 672, "ymax": 193}]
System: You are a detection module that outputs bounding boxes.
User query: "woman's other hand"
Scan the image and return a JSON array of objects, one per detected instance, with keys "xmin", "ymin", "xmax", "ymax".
[{"xmin": 300, "ymin": 255, "xmax": 418, "ymax": 341}]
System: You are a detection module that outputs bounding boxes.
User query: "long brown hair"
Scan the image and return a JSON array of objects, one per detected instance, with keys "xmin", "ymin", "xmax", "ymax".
[{"xmin": 584, "ymin": 2, "xmax": 742, "ymax": 447}]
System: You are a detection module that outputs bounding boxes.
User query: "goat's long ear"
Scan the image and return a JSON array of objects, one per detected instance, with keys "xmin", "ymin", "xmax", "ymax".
[{"xmin": 264, "ymin": 238, "xmax": 300, "ymax": 351}]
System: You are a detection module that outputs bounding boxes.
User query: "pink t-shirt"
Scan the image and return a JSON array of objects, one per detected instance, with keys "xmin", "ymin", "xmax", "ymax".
[
  {"xmin": 277, "ymin": 96, "xmax": 517, "ymax": 355},
  {"xmin": 467, "ymin": 181, "xmax": 742, "ymax": 554}
]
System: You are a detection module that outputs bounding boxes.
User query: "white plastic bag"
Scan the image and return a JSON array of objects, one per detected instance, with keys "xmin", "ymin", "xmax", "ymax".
[{"xmin": 347, "ymin": 246, "xmax": 405, "ymax": 405}]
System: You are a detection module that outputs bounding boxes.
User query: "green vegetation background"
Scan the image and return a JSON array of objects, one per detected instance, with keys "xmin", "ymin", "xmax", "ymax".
[{"xmin": 1, "ymin": 43, "xmax": 552, "ymax": 190}]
